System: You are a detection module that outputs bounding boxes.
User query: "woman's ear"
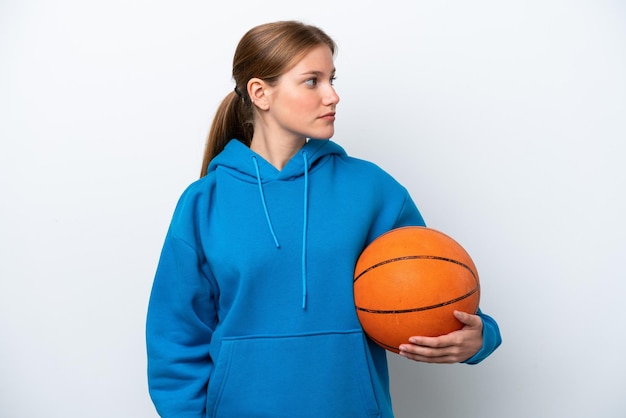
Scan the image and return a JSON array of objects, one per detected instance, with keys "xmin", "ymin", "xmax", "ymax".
[{"xmin": 247, "ymin": 78, "xmax": 270, "ymax": 110}]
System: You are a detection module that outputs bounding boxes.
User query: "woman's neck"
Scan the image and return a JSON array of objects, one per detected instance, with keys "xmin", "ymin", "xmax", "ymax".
[{"xmin": 250, "ymin": 135, "xmax": 306, "ymax": 170}]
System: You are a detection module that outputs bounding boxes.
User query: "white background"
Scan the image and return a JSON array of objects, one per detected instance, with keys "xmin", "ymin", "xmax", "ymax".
[{"xmin": 1, "ymin": 1, "xmax": 625, "ymax": 417}]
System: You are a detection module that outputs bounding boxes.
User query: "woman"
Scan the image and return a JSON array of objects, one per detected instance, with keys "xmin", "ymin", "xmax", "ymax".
[{"xmin": 146, "ymin": 20, "xmax": 501, "ymax": 418}]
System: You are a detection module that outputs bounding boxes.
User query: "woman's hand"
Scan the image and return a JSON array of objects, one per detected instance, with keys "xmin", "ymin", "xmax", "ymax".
[{"xmin": 398, "ymin": 311, "xmax": 483, "ymax": 364}]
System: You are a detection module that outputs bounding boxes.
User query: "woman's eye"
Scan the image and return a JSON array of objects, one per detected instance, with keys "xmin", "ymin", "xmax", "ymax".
[
  {"xmin": 305, "ymin": 78, "xmax": 318, "ymax": 87},
  {"xmin": 330, "ymin": 76, "xmax": 337, "ymax": 86}
]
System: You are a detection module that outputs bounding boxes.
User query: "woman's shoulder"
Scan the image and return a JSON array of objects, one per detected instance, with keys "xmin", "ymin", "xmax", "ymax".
[
  {"xmin": 336, "ymin": 153, "xmax": 404, "ymax": 186},
  {"xmin": 170, "ymin": 174, "xmax": 216, "ymax": 215},
  {"xmin": 182, "ymin": 173, "xmax": 215, "ymax": 195}
]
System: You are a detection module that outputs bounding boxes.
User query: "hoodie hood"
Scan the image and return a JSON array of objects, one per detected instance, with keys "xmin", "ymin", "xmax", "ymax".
[
  {"xmin": 207, "ymin": 138, "xmax": 347, "ymax": 182},
  {"xmin": 208, "ymin": 139, "xmax": 347, "ymax": 309}
]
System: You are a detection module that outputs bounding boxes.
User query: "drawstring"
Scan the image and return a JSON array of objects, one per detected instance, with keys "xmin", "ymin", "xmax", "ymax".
[
  {"xmin": 251, "ymin": 152, "xmax": 310, "ymax": 310},
  {"xmin": 301, "ymin": 151, "xmax": 309, "ymax": 309},
  {"xmin": 251, "ymin": 156, "xmax": 280, "ymax": 248}
]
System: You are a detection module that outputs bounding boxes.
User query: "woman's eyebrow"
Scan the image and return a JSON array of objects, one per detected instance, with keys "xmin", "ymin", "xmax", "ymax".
[{"xmin": 299, "ymin": 68, "xmax": 337, "ymax": 76}]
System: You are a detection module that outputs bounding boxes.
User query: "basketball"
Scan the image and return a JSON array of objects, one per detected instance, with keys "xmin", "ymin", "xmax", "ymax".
[{"xmin": 353, "ymin": 226, "xmax": 480, "ymax": 353}]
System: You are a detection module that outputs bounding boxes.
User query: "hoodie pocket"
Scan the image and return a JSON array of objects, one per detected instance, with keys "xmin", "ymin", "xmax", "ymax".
[{"xmin": 206, "ymin": 330, "xmax": 381, "ymax": 418}]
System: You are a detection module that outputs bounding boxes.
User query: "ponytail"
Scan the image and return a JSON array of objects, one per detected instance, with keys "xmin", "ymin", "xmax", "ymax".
[{"xmin": 200, "ymin": 90, "xmax": 254, "ymax": 177}]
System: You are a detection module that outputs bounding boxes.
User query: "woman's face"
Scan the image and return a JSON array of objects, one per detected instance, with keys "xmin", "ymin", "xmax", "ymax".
[{"xmin": 261, "ymin": 44, "xmax": 340, "ymax": 142}]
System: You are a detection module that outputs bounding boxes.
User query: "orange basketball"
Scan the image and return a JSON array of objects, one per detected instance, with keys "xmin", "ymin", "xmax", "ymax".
[{"xmin": 353, "ymin": 226, "xmax": 480, "ymax": 353}]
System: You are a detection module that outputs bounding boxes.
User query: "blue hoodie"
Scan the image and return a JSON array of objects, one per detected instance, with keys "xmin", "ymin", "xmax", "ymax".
[{"xmin": 146, "ymin": 139, "xmax": 501, "ymax": 418}]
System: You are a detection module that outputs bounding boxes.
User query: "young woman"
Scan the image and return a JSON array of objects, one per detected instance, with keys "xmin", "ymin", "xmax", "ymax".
[{"xmin": 146, "ymin": 20, "xmax": 501, "ymax": 418}]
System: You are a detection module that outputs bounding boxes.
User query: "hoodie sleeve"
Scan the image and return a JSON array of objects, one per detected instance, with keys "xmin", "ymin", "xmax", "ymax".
[
  {"xmin": 393, "ymin": 190, "xmax": 426, "ymax": 228},
  {"xmin": 146, "ymin": 202, "xmax": 218, "ymax": 417}
]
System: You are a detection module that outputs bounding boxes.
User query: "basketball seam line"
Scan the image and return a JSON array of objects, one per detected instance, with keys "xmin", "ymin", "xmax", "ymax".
[
  {"xmin": 354, "ymin": 286, "xmax": 480, "ymax": 314},
  {"xmin": 369, "ymin": 335, "xmax": 399, "ymax": 352},
  {"xmin": 354, "ymin": 255, "xmax": 478, "ymax": 283}
]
